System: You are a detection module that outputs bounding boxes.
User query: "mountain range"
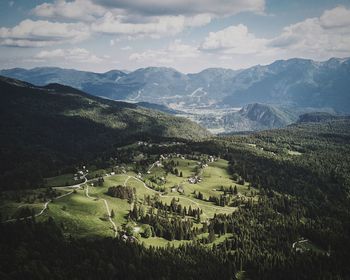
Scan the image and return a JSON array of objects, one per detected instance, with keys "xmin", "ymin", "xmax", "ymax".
[{"xmin": 1, "ymin": 57, "xmax": 349, "ymax": 113}]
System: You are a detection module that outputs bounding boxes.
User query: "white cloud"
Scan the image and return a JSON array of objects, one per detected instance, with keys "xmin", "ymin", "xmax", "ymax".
[
  {"xmin": 269, "ymin": 6, "xmax": 350, "ymax": 59},
  {"xmin": 319, "ymin": 6, "xmax": 350, "ymax": 29},
  {"xmin": 129, "ymin": 40, "xmax": 199, "ymax": 64},
  {"xmin": 8, "ymin": 1, "xmax": 14, "ymax": 7},
  {"xmin": 91, "ymin": 12, "xmax": 211, "ymax": 37},
  {"xmin": 32, "ymin": 0, "xmax": 106, "ymax": 21},
  {"xmin": 2, "ymin": 3, "xmax": 349, "ymax": 73},
  {"xmin": 120, "ymin": 46, "xmax": 132, "ymax": 51},
  {"xmin": 35, "ymin": 48, "xmax": 104, "ymax": 63},
  {"xmin": 30, "ymin": 0, "xmax": 257, "ymax": 39},
  {"xmin": 200, "ymin": 6, "xmax": 350, "ymax": 62},
  {"xmin": 167, "ymin": 40, "xmax": 200, "ymax": 58},
  {"xmin": 0, "ymin": 19, "xmax": 90, "ymax": 47},
  {"xmin": 200, "ymin": 24, "xmax": 268, "ymax": 54},
  {"xmin": 30, "ymin": 1, "xmax": 216, "ymax": 39},
  {"xmin": 92, "ymin": 0, "xmax": 265, "ymax": 16}
]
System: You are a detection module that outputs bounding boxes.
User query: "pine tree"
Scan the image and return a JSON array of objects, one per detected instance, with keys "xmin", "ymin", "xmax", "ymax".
[
  {"xmin": 196, "ymin": 209, "xmax": 201, "ymax": 223},
  {"xmin": 131, "ymin": 204, "xmax": 138, "ymax": 220},
  {"xmin": 208, "ymin": 228, "xmax": 216, "ymax": 243}
]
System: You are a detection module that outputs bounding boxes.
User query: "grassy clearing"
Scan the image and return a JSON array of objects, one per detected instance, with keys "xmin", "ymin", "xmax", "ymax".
[
  {"xmin": 287, "ymin": 150, "xmax": 303, "ymax": 156},
  {"xmin": 294, "ymin": 239, "xmax": 327, "ymax": 254},
  {"xmin": 0, "ymin": 188, "xmax": 72, "ymax": 221},
  {"xmin": 38, "ymin": 189, "xmax": 114, "ymax": 238},
  {"xmin": 0, "ymin": 201, "xmax": 44, "ymax": 221},
  {"xmin": 86, "ymin": 182, "xmax": 131, "ymax": 226},
  {"xmin": 2, "ymin": 155, "xmax": 257, "ymax": 247},
  {"xmin": 140, "ymin": 236, "xmax": 192, "ymax": 248},
  {"xmin": 45, "ymin": 173, "xmax": 83, "ymax": 187}
]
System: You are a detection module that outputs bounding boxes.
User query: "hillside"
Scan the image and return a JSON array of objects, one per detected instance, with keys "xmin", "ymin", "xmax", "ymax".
[
  {"xmin": 2, "ymin": 57, "xmax": 350, "ymax": 113},
  {"xmin": 239, "ymin": 103, "xmax": 296, "ymax": 127},
  {"xmin": 212, "ymin": 103, "xmax": 297, "ymax": 132},
  {"xmin": 135, "ymin": 101, "xmax": 181, "ymax": 114},
  {"xmin": 0, "ymin": 67, "xmax": 128, "ymax": 99},
  {"xmin": 297, "ymin": 112, "xmax": 350, "ymax": 123},
  {"xmin": 0, "ymin": 76, "xmax": 210, "ymax": 189}
]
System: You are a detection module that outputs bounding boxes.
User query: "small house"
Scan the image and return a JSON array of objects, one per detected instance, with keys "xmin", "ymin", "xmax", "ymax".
[{"xmin": 177, "ymin": 186, "xmax": 184, "ymax": 194}]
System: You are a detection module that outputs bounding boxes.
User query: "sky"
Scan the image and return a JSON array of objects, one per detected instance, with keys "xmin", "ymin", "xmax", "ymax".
[{"xmin": 0, "ymin": 0, "xmax": 350, "ymax": 73}]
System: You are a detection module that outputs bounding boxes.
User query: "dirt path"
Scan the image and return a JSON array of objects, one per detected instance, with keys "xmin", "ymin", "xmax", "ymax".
[
  {"xmin": 4, "ymin": 188, "xmax": 77, "ymax": 223},
  {"xmin": 85, "ymin": 184, "xmax": 118, "ymax": 237},
  {"xmin": 292, "ymin": 238, "xmax": 308, "ymax": 249},
  {"xmin": 147, "ymin": 160, "xmax": 160, "ymax": 173},
  {"xmin": 57, "ymin": 177, "xmax": 87, "ymax": 189}
]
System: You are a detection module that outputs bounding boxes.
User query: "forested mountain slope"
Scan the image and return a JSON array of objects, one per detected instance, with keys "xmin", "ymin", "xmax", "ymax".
[{"xmin": 0, "ymin": 76, "xmax": 210, "ymax": 189}]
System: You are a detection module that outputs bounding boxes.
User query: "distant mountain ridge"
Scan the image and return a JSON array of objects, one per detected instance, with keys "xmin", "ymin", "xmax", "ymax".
[
  {"xmin": 1, "ymin": 57, "xmax": 350, "ymax": 113},
  {"xmin": 0, "ymin": 67, "xmax": 129, "ymax": 99},
  {"xmin": 222, "ymin": 58, "xmax": 350, "ymax": 113}
]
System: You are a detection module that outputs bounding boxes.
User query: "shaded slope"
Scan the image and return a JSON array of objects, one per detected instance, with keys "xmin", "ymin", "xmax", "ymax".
[{"xmin": 0, "ymin": 76, "xmax": 210, "ymax": 189}]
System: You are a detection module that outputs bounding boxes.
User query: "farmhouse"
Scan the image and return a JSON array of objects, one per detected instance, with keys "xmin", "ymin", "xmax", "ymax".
[
  {"xmin": 209, "ymin": 156, "xmax": 215, "ymax": 162},
  {"xmin": 171, "ymin": 185, "xmax": 184, "ymax": 194},
  {"xmin": 188, "ymin": 176, "xmax": 201, "ymax": 184},
  {"xmin": 177, "ymin": 186, "xmax": 184, "ymax": 194}
]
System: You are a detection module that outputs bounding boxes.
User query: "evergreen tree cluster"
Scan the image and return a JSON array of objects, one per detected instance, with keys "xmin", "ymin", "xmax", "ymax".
[
  {"xmin": 107, "ymin": 185, "xmax": 135, "ymax": 203},
  {"xmin": 140, "ymin": 214, "xmax": 199, "ymax": 241}
]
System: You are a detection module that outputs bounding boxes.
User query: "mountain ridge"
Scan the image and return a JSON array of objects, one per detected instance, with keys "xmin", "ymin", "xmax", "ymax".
[{"xmin": 1, "ymin": 57, "xmax": 349, "ymax": 113}]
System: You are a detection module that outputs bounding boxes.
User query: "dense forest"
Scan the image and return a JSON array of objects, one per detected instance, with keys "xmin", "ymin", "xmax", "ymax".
[{"xmin": 0, "ymin": 219, "xmax": 232, "ymax": 280}]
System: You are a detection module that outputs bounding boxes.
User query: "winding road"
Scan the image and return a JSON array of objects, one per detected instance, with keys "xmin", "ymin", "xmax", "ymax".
[{"xmin": 4, "ymin": 184, "xmax": 82, "ymax": 223}]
